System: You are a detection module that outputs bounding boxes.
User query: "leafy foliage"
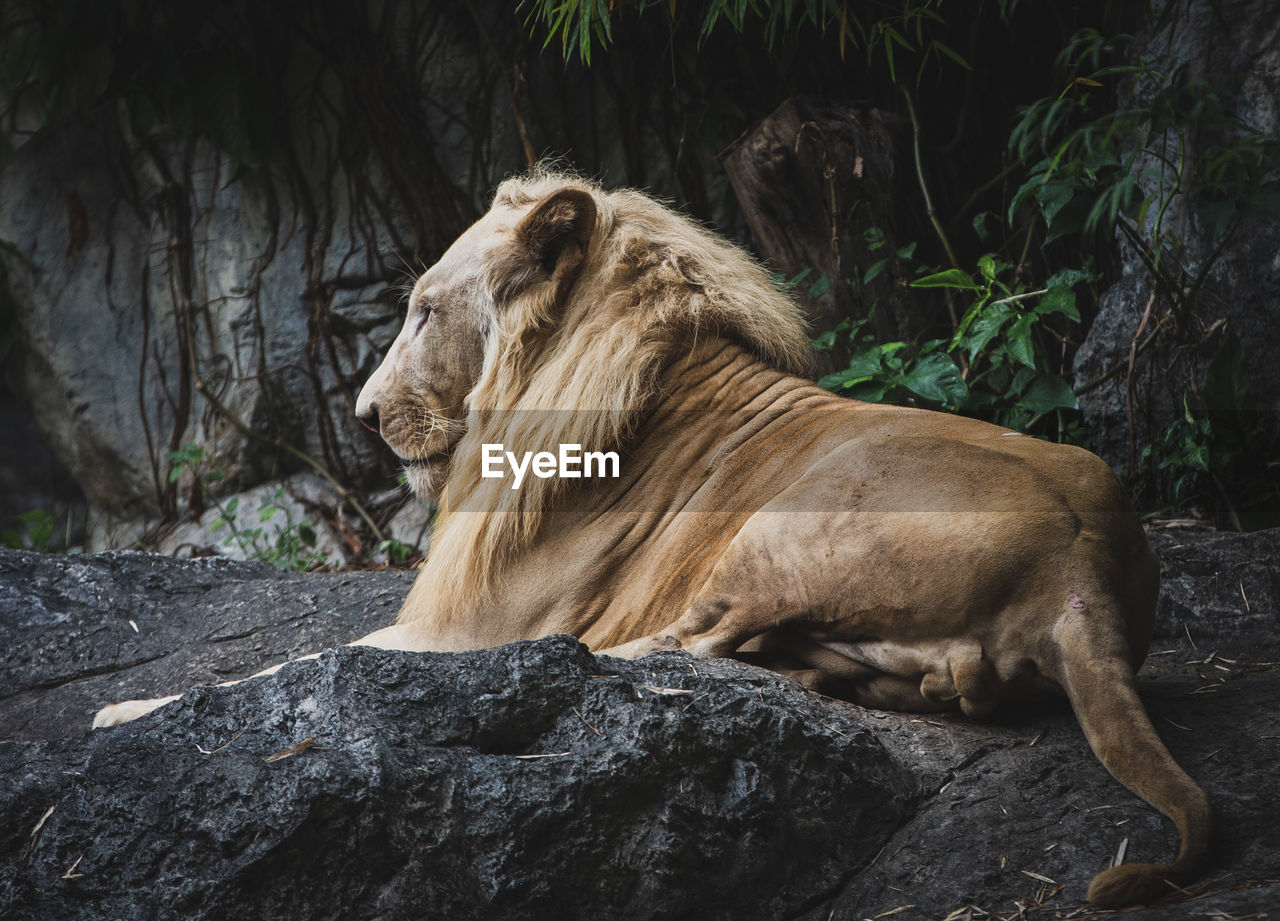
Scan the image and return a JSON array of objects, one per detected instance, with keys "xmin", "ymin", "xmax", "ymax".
[
  {"xmin": 813, "ymin": 250, "xmax": 1086, "ymax": 440},
  {"xmin": 1009, "ymin": 29, "xmax": 1280, "ymax": 303},
  {"xmin": 0, "ymin": 508, "xmax": 79, "ymax": 552},
  {"xmin": 374, "ymin": 538, "xmax": 419, "ymax": 565},
  {"xmin": 167, "ymin": 444, "xmax": 328, "ymax": 571},
  {"xmin": 520, "ymin": 0, "xmax": 975, "ymax": 81},
  {"xmin": 1007, "ymin": 27, "xmax": 1280, "ymax": 523},
  {"xmin": 1138, "ymin": 334, "xmax": 1280, "ymax": 527}
]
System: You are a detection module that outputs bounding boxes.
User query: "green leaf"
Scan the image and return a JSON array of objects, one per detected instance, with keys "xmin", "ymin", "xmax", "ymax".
[
  {"xmin": 1181, "ymin": 440, "xmax": 1211, "ymax": 474},
  {"xmin": 843, "ymin": 381, "xmax": 892, "ymax": 403},
  {"xmin": 817, "ymin": 367, "xmax": 863, "ymax": 390},
  {"xmin": 930, "ymin": 39, "xmax": 971, "ymax": 71},
  {"xmin": 1009, "ymin": 168, "xmax": 1047, "ymax": 224},
  {"xmin": 1044, "ymin": 267, "xmax": 1092, "ymax": 290},
  {"xmin": 808, "ymin": 274, "xmax": 831, "ymax": 299},
  {"xmin": 948, "ymin": 294, "xmax": 991, "ymax": 351},
  {"xmin": 902, "ymin": 353, "xmax": 969, "ymax": 406},
  {"xmin": 911, "ymin": 268, "xmax": 980, "ymax": 290},
  {"xmin": 1010, "ymin": 365, "xmax": 1038, "ymax": 394},
  {"xmin": 883, "ymin": 25, "xmax": 898, "ymax": 83},
  {"xmin": 816, "ymin": 347, "xmax": 892, "ymax": 391},
  {"xmin": 1019, "ymin": 375, "xmax": 1079, "ymax": 413},
  {"xmin": 1005, "ymin": 313, "xmax": 1037, "ymax": 368},
  {"xmin": 971, "ymin": 211, "xmax": 993, "ymax": 242},
  {"xmin": 962, "ymin": 301, "xmax": 1015, "ymax": 363},
  {"xmin": 1035, "ymin": 287, "xmax": 1079, "ymax": 321},
  {"xmin": 863, "ymin": 258, "xmax": 888, "ymax": 286},
  {"xmin": 780, "ymin": 267, "xmax": 812, "ymax": 292},
  {"xmin": 847, "ymin": 349, "xmax": 888, "ymax": 378},
  {"xmin": 1036, "ymin": 178, "xmax": 1079, "ymax": 236},
  {"xmin": 977, "ymin": 254, "xmax": 997, "ymax": 284}
]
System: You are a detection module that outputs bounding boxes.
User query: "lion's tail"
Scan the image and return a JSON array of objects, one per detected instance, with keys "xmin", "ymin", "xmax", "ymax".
[{"xmin": 1048, "ymin": 602, "xmax": 1211, "ymax": 908}]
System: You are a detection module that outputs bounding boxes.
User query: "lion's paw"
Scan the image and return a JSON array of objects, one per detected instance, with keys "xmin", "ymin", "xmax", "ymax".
[
  {"xmin": 91, "ymin": 694, "xmax": 181, "ymax": 729},
  {"xmin": 601, "ymin": 634, "xmax": 683, "ymax": 659}
]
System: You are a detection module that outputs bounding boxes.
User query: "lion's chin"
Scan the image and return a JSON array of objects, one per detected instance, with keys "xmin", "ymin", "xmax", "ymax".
[{"xmin": 403, "ymin": 455, "xmax": 451, "ymax": 500}]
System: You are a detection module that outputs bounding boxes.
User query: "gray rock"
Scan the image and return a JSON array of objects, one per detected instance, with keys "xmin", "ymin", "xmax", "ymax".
[
  {"xmin": 1, "ymin": 637, "xmax": 914, "ymax": 921},
  {"xmin": 0, "ymin": 114, "xmax": 403, "ymax": 544},
  {"xmin": 1073, "ymin": 275, "xmax": 1155, "ymax": 480},
  {"xmin": 0, "ymin": 549, "xmax": 411, "ymax": 741},
  {"xmin": 0, "ymin": 2, "xmax": 743, "ymax": 557},
  {"xmin": 1149, "ymin": 527, "xmax": 1280, "ymax": 656},
  {"xmin": 1, "ymin": 531, "xmax": 1279, "ymax": 919}
]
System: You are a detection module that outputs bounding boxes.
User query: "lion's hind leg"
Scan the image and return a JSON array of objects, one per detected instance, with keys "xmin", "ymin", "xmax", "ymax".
[
  {"xmin": 602, "ymin": 602, "xmax": 966, "ymax": 716},
  {"xmin": 761, "ymin": 628, "xmax": 997, "ymax": 714}
]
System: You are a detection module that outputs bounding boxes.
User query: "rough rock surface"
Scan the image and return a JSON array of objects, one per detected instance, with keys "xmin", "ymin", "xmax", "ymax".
[
  {"xmin": 1, "ymin": 531, "xmax": 1279, "ymax": 920},
  {"xmin": 0, "ymin": 550, "xmax": 412, "ymax": 741}
]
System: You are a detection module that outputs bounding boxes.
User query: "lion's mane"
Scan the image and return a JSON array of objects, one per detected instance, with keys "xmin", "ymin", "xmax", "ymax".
[{"xmin": 403, "ymin": 169, "xmax": 813, "ymax": 625}]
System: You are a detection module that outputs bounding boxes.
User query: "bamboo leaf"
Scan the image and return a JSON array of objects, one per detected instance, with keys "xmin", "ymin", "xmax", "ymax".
[{"xmin": 911, "ymin": 268, "xmax": 980, "ymax": 290}]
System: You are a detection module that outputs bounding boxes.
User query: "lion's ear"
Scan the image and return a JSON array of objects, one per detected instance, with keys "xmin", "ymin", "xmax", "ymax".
[{"xmin": 515, "ymin": 188, "xmax": 597, "ymax": 292}]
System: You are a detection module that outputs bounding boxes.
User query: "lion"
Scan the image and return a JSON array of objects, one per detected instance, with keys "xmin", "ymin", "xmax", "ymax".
[{"xmin": 95, "ymin": 168, "xmax": 1209, "ymax": 909}]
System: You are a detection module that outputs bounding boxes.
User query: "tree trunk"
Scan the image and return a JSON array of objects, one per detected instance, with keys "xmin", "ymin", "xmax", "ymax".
[{"xmin": 723, "ymin": 96, "xmax": 935, "ymax": 372}]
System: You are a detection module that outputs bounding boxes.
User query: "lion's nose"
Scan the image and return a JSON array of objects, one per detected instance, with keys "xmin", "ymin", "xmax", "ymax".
[{"xmin": 356, "ymin": 402, "xmax": 380, "ymax": 434}]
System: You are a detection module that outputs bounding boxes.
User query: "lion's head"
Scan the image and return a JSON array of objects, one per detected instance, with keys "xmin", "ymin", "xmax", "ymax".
[{"xmin": 358, "ymin": 168, "xmax": 811, "ymax": 504}]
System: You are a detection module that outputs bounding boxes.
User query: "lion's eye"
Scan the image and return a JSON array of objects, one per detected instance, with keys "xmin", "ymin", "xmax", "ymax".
[{"xmin": 413, "ymin": 302, "xmax": 434, "ymax": 334}]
